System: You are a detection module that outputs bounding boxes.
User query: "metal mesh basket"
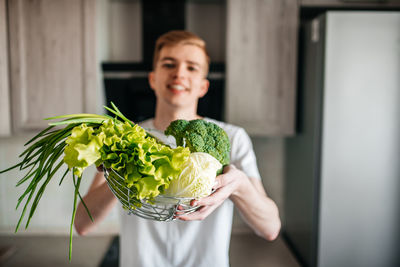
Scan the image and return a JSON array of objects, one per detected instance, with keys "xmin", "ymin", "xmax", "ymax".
[{"xmin": 103, "ymin": 167, "xmax": 199, "ymax": 221}]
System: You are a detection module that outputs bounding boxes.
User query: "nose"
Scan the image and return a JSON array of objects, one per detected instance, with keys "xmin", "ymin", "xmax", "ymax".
[{"xmin": 172, "ymin": 63, "xmax": 186, "ymax": 79}]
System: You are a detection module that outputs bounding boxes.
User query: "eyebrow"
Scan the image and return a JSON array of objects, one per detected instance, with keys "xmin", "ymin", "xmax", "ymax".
[{"xmin": 160, "ymin": 57, "xmax": 201, "ymax": 67}]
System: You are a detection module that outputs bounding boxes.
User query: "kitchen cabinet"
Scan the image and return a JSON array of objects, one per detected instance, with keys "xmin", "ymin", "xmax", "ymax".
[
  {"xmin": 300, "ymin": 0, "xmax": 400, "ymax": 8},
  {"xmin": 6, "ymin": 0, "xmax": 96, "ymax": 132},
  {"xmin": 0, "ymin": 0, "xmax": 11, "ymax": 136},
  {"xmin": 226, "ymin": 0, "xmax": 298, "ymax": 136},
  {"xmin": 225, "ymin": 0, "xmax": 400, "ymax": 137}
]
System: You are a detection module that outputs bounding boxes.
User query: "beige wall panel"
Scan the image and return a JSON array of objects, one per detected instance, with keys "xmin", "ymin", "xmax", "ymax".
[
  {"xmin": 226, "ymin": 0, "xmax": 298, "ymax": 136},
  {"xmin": 0, "ymin": 0, "xmax": 11, "ymax": 136},
  {"xmin": 8, "ymin": 0, "xmax": 96, "ymax": 131}
]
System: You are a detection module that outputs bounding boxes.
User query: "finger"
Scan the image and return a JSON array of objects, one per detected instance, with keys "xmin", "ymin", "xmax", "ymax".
[
  {"xmin": 174, "ymin": 206, "xmax": 194, "ymax": 217},
  {"xmin": 174, "ymin": 205, "xmax": 184, "ymax": 215},
  {"xmin": 223, "ymin": 164, "xmax": 236, "ymax": 173},
  {"xmin": 213, "ymin": 168, "xmax": 237, "ymax": 190},
  {"xmin": 178, "ymin": 205, "xmax": 218, "ymax": 221},
  {"xmin": 174, "ymin": 211, "xmax": 185, "ymax": 216},
  {"xmin": 197, "ymin": 185, "xmax": 233, "ymax": 207},
  {"xmin": 212, "ymin": 178, "xmax": 221, "ymax": 191},
  {"xmin": 213, "ymin": 174, "xmax": 229, "ymax": 191},
  {"xmin": 190, "ymin": 199, "xmax": 199, "ymax": 207},
  {"xmin": 175, "ymin": 206, "xmax": 199, "ymax": 217}
]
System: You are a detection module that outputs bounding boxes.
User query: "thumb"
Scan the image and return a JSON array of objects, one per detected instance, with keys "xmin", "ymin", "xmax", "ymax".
[{"xmin": 223, "ymin": 164, "xmax": 236, "ymax": 173}]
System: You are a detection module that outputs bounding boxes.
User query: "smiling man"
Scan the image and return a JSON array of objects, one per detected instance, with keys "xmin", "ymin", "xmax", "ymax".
[
  {"xmin": 74, "ymin": 30, "xmax": 281, "ymax": 267},
  {"xmin": 148, "ymin": 34, "xmax": 210, "ymax": 129}
]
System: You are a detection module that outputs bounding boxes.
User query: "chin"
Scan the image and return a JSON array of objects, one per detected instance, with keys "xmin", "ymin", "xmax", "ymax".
[{"xmin": 167, "ymin": 99, "xmax": 194, "ymax": 109}]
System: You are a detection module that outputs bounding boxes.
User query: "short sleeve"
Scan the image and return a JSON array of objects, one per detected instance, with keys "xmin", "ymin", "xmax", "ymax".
[{"xmin": 229, "ymin": 128, "xmax": 261, "ymax": 180}]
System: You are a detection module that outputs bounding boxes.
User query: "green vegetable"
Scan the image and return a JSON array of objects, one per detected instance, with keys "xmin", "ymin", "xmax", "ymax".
[
  {"xmin": 0, "ymin": 103, "xmax": 232, "ymax": 260},
  {"xmin": 0, "ymin": 112, "xmax": 112, "ymax": 261},
  {"xmin": 64, "ymin": 124, "xmax": 105, "ymax": 177},
  {"xmin": 164, "ymin": 152, "xmax": 222, "ymax": 198},
  {"xmin": 165, "ymin": 119, "xmax": 231, "ymax": 166},
  {"xmin": 0, "ymin": 103, "xmax": 189, "ymax": 260},
  {"xmin": 95, "ymin": 119, "xmax": 190, "ymax": 201}
]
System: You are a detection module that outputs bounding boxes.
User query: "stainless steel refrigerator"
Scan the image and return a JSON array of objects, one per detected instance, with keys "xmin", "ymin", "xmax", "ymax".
[{"xmin": 284, "ymin": 11, "xmax": 400, "ymax": 267}]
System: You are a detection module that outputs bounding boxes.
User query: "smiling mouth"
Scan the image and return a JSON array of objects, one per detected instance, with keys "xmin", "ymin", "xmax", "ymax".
[{"xmin": 168, "ymin": 84, "xmax": 187, "ymax": 92}]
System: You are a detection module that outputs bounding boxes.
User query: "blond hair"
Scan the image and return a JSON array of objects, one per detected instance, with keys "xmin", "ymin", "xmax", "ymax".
[{"xmin": 153, "ymin": 30, "xmax": 210, "ymax": 74}]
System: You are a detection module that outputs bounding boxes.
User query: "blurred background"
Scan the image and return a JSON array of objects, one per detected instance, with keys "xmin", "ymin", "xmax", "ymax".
[{"xmin": 1, "ymin": 0, "xmax": 400, "ymax": 266}]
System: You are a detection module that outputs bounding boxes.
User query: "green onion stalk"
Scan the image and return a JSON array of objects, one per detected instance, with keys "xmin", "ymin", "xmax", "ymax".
[{"xmin": 0, "ymin": 103, "xmax": 133, "ymax": 261}]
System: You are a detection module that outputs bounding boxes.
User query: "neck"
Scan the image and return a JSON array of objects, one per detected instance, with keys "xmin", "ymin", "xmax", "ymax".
[{"xmin": 153, "ymin": 101, "xmax": 202, "ymax": 131}]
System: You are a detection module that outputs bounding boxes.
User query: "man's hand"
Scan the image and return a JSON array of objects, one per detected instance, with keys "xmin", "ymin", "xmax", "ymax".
[
  {"xmin": 177, "ymin": 165, "xmax": 245, "ymax": 221},
  {"xmin": 176, "ymin": 164, "xmax": 281, "ymax": 240}
]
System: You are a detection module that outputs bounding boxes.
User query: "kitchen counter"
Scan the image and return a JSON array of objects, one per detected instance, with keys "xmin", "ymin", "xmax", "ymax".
[{"xmin": 0, "ymin": 232, "xmax": 300, "ymax": 267}]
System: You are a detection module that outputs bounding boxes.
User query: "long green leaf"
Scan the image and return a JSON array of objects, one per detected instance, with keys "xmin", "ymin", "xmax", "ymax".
[
  {"xmin": 24, "ymin": 125, "xmax": 55, "ymax": 146},
  {"xmin": 19, "ymin": 126, "xmax": 66, "ymax": 160},
  {"xmin": 26, "ymin": 144, "xmax": 66, "ymax": 212},
  {"xmin": 0, "ymin": 162, "xmax": 24, "ymax": 174},
  {"xmin": 18, "ymin": 139, "xmax": 65, "ymax": 226},
  {"xmin": 16, "ymin": 167, "xmax": 37, "ymax": 187},
  {"xmin": 77, "ymin": 191, "xmax": 93, "ymax": 223},
  {"xmin": 48, "ymin": 118, "xmax": 108, "ymax": 126},
  {"xmin": 16, "ymin": 158, "xmax": 46, "ymax": 209},
  {"xmin": 69, "ymin": 173, "xmax": 81, "ymax": 261},
  {"xmin": 18, "ymin": 147, "xmax": 45, "ymax": 171},
  {"xmin": 59, "ymin": 168, "xmax": 70, "ymax": 186},
  {"xmin": 15, "ymin": 185, "xmax": 37, "ymax": 233},
  {"xmin": 44, "ymin": 113, "xmax": 111, "ymax": 120},
  {"xmin": 104, "ymin": 106, "xmax": 134, "ymax": 126},
  {"xmin": 16, "ymin": 130, "xmax": 65, "ymax": 209},
  {"xmin": 26, "ymin": 160, "xmax": 64, "ymax": 228}
]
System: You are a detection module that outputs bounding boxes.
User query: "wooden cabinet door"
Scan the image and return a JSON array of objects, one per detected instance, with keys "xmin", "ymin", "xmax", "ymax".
[
  {"xmin": 226, "ymin": 0, "xmax": 298, "ymax": 136},
  {"xmin": 8, "ymin": 0, "xmax": 96, "ymax": 131},
  {"xmin": 300, "ymin": 0, "xmax": 400, "ymax": 8},
  {"xmin": 0, "ymin": 0, "xmax": 11, "ymax": 136}
]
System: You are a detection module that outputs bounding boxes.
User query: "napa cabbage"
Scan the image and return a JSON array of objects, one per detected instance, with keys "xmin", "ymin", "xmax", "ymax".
[{"xmin": 164, "ymin": 152, "xmax": 222, "ymax": 198}]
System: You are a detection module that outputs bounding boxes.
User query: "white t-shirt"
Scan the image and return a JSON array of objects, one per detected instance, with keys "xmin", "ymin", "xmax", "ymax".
[{"xmin": 119, "ymin": 118, "xmax": 260, "ymax": 267}]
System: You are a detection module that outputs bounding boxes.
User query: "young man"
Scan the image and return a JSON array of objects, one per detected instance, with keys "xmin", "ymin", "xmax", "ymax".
[{"xmin": 74, "ymin": 30, "xmax": 281, "ymax": 267}]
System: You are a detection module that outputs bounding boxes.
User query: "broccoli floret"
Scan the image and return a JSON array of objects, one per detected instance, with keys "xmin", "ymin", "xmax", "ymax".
[
  {"xmin": 165, "ymin": 119, "xmax": 231, "ymax": 166},
  {"xmin": 164, "ymin": 120, "xmax": 189, "ymax": 147}
]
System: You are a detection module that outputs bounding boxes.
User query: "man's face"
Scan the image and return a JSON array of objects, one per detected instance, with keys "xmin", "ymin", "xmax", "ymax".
[{"xmin": 149, "ymin": 43, "xmax": 209, "ymax": 109}]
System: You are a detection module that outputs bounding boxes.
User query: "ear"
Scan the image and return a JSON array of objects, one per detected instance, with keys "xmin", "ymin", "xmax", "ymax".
[
  {"xmin": 199, "ymin": 79, "xmax": 209, "ymax": 98},
  {"xmin": 148, "ymin": 71, "xmax": 156, "ymax": 91}
]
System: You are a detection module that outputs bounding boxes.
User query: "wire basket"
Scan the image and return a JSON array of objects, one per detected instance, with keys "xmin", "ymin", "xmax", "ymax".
[{"xmin": 103, "ymin": 167, "xmax": 199, "ymax": 221}]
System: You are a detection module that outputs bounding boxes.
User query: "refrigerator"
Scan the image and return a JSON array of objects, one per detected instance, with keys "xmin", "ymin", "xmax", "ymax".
[{"xmin": 284, "ymin": 11, "xmax": 400, "ymax": 267}]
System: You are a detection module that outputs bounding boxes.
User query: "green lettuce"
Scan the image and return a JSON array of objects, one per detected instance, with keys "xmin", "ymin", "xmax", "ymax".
[
  {"xmin": 64, "ymin": 119, "xmax": 191, "ymax": 202},
  {"xmin": 64, "ymin": 124, "xmax": 105, "ymax": 177},
  {"xmin": 100, "ymin": 119, "xmax": 190, "ymax": 201}
]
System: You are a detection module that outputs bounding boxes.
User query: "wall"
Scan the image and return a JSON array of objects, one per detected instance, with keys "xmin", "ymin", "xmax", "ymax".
[
  {"xmin": 0, "ymin": 135, "xmax": 120, "ymax": 235},
  {"xmin": 236, "ymin": 137, "xmax": 285, "ymax": 231}
]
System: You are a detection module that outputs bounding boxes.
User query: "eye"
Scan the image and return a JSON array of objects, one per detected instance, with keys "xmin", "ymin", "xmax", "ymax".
[
  {"xmin": 188, "ymin": 65, "xmax": 199, "ymax": 72},
  {"xmin": 162, "ymin": 63, "xmax": 175, "ymax": 69}
]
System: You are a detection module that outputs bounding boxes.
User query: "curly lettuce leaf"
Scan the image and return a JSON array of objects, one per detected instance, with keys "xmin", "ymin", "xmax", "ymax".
[
  {"xmin": 64, "ymin": 124, "xmax": 105, "ymax": 177},
  {"xmin": 63, "ymin": 118, "xmax": 191, "ymax": 202},
  {"xmin": 98, "ymin": 119, "xmax": 190, "ymax": 202}
]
